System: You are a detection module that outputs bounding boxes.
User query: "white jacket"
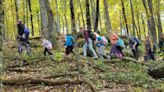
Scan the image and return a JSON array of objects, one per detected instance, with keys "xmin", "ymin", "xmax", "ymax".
[{"xmin": 42, "ymin": 39, "xmax": 52, "ymax": 50}]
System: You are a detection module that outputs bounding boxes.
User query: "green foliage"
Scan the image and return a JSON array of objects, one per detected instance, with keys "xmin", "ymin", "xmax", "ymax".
[
  {"xmin": 54, "ymin": 51, "xmax": 64, "ymax": 62},
  {"xmin": 94, "ymin": 59, "xmax": 108, "ymax": 69}
]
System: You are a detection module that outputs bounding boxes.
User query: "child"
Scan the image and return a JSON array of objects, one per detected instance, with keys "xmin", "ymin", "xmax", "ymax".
[
  {"xmin": 41, "ymin": 37, "xmax": 53, "ymax": 56},
  {"xmin": 95, "ymin": 32, "xmax": 110, "ymax": 60},
  {"xmin": 63, "ymin": 34, "xmax": 75, "ymax": 55},
  {"xmin": 109, "ymin": 33, "xmax": 124, "ymax": 59}
]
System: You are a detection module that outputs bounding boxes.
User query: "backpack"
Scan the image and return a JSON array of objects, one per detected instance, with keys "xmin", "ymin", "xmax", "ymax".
[
  {"xmin": 101, "ymin": 36, "xmax": 108, "ymax": 45},
  {"xmin": 66, "ymin": 36, "xmax": 74, "ymax": 46},
  {"xmin": 88, "ymin": 30, "xmax": 96, "ymax": 40},
  {"xmin": 116, "ymin": 38, "xmax": 125, "ymax": 49},
  {"xmin": 133, "ymin": 37, "xmax": 140, "ymax": 46}
]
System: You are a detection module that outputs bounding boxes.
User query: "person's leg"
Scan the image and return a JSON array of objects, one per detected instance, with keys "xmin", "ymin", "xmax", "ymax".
[
  {"xmin": 88, "ymin": 38, "xmax": 98, "ymax": 58},
  {"xmin": 83, "ymin": 42, "xmax": 87, "ymax": 57},
  {"xmin": 24, "ymin": 42, "xmax": 31, "ymax": 55},
  {"xmin": 148, "ymin": 50, "xmax": 155, "ymax": 60},
  {"xmin": 44, "ymin": 48, "xmax": 47, "ymax": 56},
  {"xmin": 18, "ymin": 43, "xmax": 23, "ymax": 54},
  {"xmin": 47, "ymin": 50, "xmax": 53, "ymax": 55},
  {"xmin": 98, "ymin": 46, "xmax": 104, "ymax": 59}
]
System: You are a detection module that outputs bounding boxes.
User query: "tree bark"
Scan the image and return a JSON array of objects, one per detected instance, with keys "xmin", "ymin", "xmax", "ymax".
[
  {"xmin": 90, "ymin": 0, "xmax": 95, "ymax": 29},
  {"xmin": 79, "ymin": 0, "xmax": 85, "ymax": 27},
  {"xmin": 130, "ymin": 0, "xmax": 136, "ymax": 36},
  {"xmin": 44, "ymin": 0, "xmax": 57, "ymax": 46},
  {"xmin": 147, "ymin": 0, "xmax": 157, "ymax": 44},
  {"xmin": 121, "ymin": 0, "xmax": 129, "ymax": 35},
  {"xmin": 55, "ymin": 0, "xmax": 60, "ymax": 35},
  {"xmin": 39, "ymin": 0, "xmax": 48, "ymax": 38},
  {"xmin": 86, "ymin": 0, "xmax": 91, "ymax": 30},
  {"xmin": 70, "ymin": 0, "xmax": 76, "ymax": 35},
  {"xmin": 27, "ymin": 0, "xmax": 34, "ymax": 36},
  {"xmin": 94, "ymin": 0, "xmax": 99, "ymax": 32},
  {"xmin": 103, "ymin": 0, "xmax": 112, "ymax": 33},
  {"xmin": 136, "ymin": 14, "xmax": 141, "ymax": 39},
  {"xmin": 141, "ymin": 14, "xmax": 146, "ymax": 38},
  {"xmin": 14, "ymin": 0, "xmax": 19, "ymax": 20},
  {"xmin": 157, "ymin": 0, "xmax": 163, "ymax": 40}
]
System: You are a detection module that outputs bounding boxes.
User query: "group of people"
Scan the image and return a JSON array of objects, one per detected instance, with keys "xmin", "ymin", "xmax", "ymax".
[{"xmin": 16, "ymin": 20, "xmax": 164, "ymax": 61}]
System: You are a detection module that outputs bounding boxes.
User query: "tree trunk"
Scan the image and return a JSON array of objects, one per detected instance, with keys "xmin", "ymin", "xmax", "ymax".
[
  {"xmin": 27, "ymin": 0, "xmax": 34, "ymax": 36},
  {"xmin": 26, "ymin": 0, "xmax": 29, "ymax": 28},
  {"xmin": 86, "ymin": 0, "xmax": 91, "ymax": 30},
  {"xmin": 103, "ymin": 0, "xmax": 112, "ymax": 33},
  {"xmin": 55, "ymin": 0, "xmax": 60, "ymax": 35},
  {"xmin": 99, "ymin": 12, "xmax": 103, "ymax": 32},
  {"xmin": 94, "ymin": 0, "xmax": 99, "ymax": 32},
  {"xmin": 157, "ymin": 0, "xmax": 163, "ymax": 40},
  {"xmin": 90, "ymin": 0, "xmax": 95, "ymax": 29},
  {"xmin": 44, "ymin": 0, "xmax": 57, "ymax": 46},
  {"xmin": 0, "ymin": 0, "xmax": 4, "ymax": 77},
  {"xmin": 129, "ymin": 0, "xmax": 136, "ymax": 36},
  {"xmin": 136, "ymin": 14, "xmax": 141, "ymax": 39},
  {"xmin": 121, "ymin": 0, "xmax": 129, "ymax": 35},
  {"xmin": 147, "ymin": 0, "xmax": 157, "ymax": 44},
  {"xmin": 23, "ymin": 0, "xmax": 26, "ymax": 23},
  {"xmin": 141, "ymin": 14, "xmax": 146, "ymax": 38},
  {"xmin": 70, "ymin": 0, "xmax": 76, "ymax": 35},
  {"xmin": 39, "ymin": 0, "xmax": 48, "ymax": 38},
  {"xmin": 64, "ymin": 15, "xmax": 69, "ymax": 34},
  {"xmin": 14, "ymin": 0, "xmax": 19, "ymax": 20},
  {"xmin": 79, "ymin": 0, "xmax": 85, "ymax": 27}
]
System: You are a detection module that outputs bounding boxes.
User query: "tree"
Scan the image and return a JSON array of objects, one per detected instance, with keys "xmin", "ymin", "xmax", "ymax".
[
  {"xmin": 94, "ymin": 0, "xmax": 99, "ymax": 32},
  {"xmin": 86, "ymin": 0, "xmax": 91, "ymax": 30},
  {"xmin": 27, "ymin": 0, "xmax": 34, "ymax": 36},
  {"xmin": 157, "ymin": 0, "xmax": 163, "ymax": 40},
  {"xmin": 103, "ymin": 0, "xmax": 112, "ymax": 33},
  {"xmin": 121, "ymin": 0, "xmax": 129, "ymax": 35},
  {"xmin": 129, "ymin": 0, "xmax": 136, "ymax": 36},
  {"xmin": 70, "ymin": 0, "xmax": 76, "ymax": 35},
  {"xmin": 147, "ymin": 0, "xmax": 157, "ymax": 44},
  {"xmin": 39, "ymin": 0, "xmax": 48, "ymax": 38},
  {"xmin": 44, "ymin": 0, "xmax": 57, "ymax": 46},
  {"xmin": 14, "ymin": 0, "xmax": 19, "ymax": 20}
]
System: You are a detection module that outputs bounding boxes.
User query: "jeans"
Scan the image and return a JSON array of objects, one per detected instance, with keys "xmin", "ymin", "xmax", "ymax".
[
  {"xmin": 18, "ymin": 42, "xmax": 31, "ymax": 55},
  {"xmin": 98, "ymin": 45, "xmax": 109, "ymax": 59},
  {"xmin": 144, "ymin": 49, "xmax": 155, "ymax": 61},
  {"xmin": 83, "ymin": 38, "xmax": 98, "ymax": 58}
]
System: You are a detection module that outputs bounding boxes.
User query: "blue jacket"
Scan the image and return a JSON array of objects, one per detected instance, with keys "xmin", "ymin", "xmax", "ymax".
[
  {"xmin": 24, "ymin": 27, "xmax": 30, "ymax": 34},
  {"xmin": 64, "ymin": 36, "xmax": 74, "ymax": 46}
]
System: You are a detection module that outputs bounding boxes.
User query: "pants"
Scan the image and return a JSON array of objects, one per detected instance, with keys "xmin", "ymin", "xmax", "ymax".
[
  {"xmin": 44, "ymin": 48, "xmax": 52, "ymax": 56},
  {"xmin": 132, "ymin": 46, "xmax": 139, "ymax": 60},
  {"xmin": 83, "ymin": 38, "xmax": 98, "ymax": 58},
  {"xmin": 18, "ymin": 42, "xmax": 31, "ymax": 55},
  {"xmin": 144, "ymin": 49, "xmax": 155, "ymax": 61},
  {"xmin": 98, "ymin": 45, "xmax": 109, "ymax": 59},
  {"xmin": 66, "ymin": 46, "xmax": 75, "ymax": 55},
  {"xmin": 25, "ymin": 33, "xmax": 29, "ymax": 42}
]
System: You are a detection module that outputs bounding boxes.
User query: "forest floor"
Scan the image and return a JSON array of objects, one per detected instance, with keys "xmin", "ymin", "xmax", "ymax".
[{"xmin": 1, "ymin": 39, "xmax": 164, "ymax": 92}]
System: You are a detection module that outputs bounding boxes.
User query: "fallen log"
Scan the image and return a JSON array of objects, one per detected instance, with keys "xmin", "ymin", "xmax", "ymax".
[
  {"xmin": 148, "ymin": 66, "xmax": 164, "ymax": 79},
  {"xmin": 2, "ymin": 78, "xmax": 96, "ymax": 92}
]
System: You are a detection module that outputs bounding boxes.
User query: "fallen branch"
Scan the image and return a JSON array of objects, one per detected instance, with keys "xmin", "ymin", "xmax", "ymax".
[
  {"xmin": 42, "ymin": 72, "xmax": 79, "ymax": 79},
  {"xmin": 6, "ymin": 68, "xmax": 41, "ymax": 72},
  {"xmin": 2, "ymin": 78, "xmax": 96, "ymax": 92}
]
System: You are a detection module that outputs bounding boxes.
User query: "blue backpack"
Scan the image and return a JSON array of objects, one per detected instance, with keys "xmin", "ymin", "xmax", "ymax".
[
  {"xmin": 65, "ymin": 36, "xmax": 74, "ymax": 46},
  {"xmin": 133, "ymin": 37, "xmax": 140, "ymax": 46},
  {"xmin": 116, "ymin": 38, "xmax": 125, "ymax": 49},
  {"xmin": 24, "ymin": 27, "xmax": 30, "ymax": 34}
]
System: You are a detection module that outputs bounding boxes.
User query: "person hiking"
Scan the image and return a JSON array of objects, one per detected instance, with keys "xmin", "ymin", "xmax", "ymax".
[
  {"xmin": 129, "ymin": 36, "xmax": 140, "ymax": 60},
  {"xmin": 17, "ymin": 19, "xmax": 25, "ymax": 37},
  {"xmin": 144, "ymin": 36, "xmax": 155, "ymax": 61},
  {"xmin": 23, "ymin": 27, "xmax": 30, "ymax": 43},
  {"xmin": 109, "ymin": 33, "xmax": 124, "ymax": 59},
  {"xmin": 80, "ymin": 27, "xmax": 98, "ymax": 58},
  {"xmin": 17, "ymin": 35, "xmax": 31, "ymax": 55},
  {"xmin": 94, "ymin": 32, "xmax": 110, "ymax": 60},
  {"xmin": 41, "ymin": 37, "xmax": 53, "ymax": 56},
  {"xmin": 63, "ymin": 34, "xmax": 75, "ymax": 55}
]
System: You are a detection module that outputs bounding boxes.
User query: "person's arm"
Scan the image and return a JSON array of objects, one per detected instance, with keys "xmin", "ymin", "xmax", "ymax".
[{"xmin": 131, "ymin": 39, "xmax": 137, "ymax": 49}]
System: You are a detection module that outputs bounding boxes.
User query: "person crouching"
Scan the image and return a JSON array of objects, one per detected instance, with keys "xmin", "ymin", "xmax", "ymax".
[{"xmin": 41, "ymin": 37, "xmax": 53, "ymax": 56}]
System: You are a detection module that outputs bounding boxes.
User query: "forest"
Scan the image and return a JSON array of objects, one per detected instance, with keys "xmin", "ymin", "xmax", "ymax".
[{"xmin": 0, "ymin": 0, "xmax": 164, "ymax": 91}]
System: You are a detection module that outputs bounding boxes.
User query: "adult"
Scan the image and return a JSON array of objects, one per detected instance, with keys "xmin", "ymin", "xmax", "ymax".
[
  {"xmin": 144, "ymin": 36, "xmax": 155, "ymax": 61},
  {"xmin": 80, "ymin": 27, "xmax": 98, "ymax": 58},
  {"xmin": 129, "ymin": 36, "xmax": 140, "ymax": 60}
]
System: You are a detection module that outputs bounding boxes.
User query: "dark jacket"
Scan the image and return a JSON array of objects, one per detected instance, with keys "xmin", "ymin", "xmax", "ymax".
[{"xmin": 17, "ymin": 23, "xmax": 25, "ymax": 36}]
